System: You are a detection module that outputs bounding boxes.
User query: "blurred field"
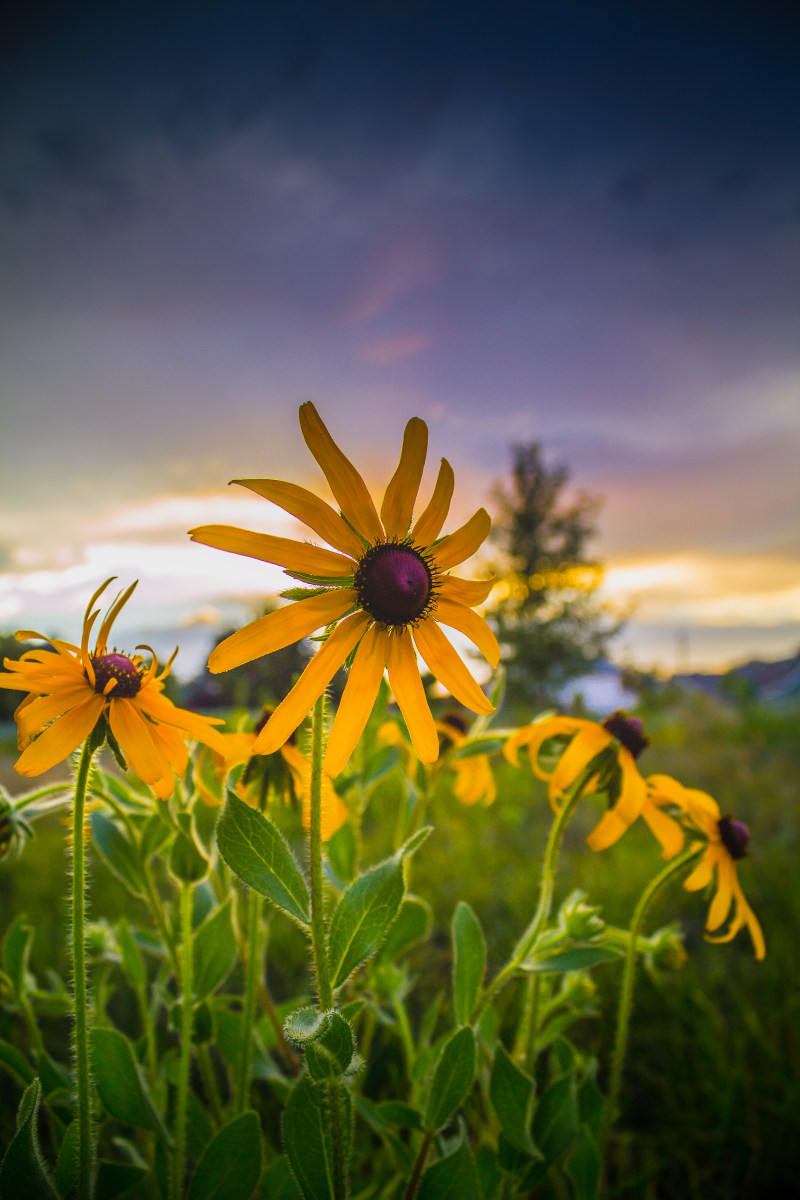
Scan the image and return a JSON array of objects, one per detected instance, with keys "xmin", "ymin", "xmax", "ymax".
[{"xmin": 1, "ymin": 689, "xmax": 798, "ymax": 1197}]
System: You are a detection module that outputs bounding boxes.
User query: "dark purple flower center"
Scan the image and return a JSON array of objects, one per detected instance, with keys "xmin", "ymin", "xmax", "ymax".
[
  {"xmin": 442, "ymin": 711, "xmax": 468, "ymax": 736},
  {"xmin": 602, "ymin": 711, "xmax": 649, "ymax": 760},
  {"xmin": 718, "ymin": 815, "xmax": 750, "ymax": 860},
  {"xmin": 354, "ymin": 542, "xmax": 433, "ymax": 626},
  {"xmin": 90, "ymin": 653, "xmax": 142, "ymax": 698}
]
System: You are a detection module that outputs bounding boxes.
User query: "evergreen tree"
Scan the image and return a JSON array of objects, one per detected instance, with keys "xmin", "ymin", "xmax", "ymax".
[{"xmin": 488, "ymin": 442, "xmax": 619, "ymax": 709}]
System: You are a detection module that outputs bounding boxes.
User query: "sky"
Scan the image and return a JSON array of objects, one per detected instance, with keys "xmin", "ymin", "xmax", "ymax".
[{"xmin": 1, "ymin": 0, "xmax": 798, "ymax": 679}]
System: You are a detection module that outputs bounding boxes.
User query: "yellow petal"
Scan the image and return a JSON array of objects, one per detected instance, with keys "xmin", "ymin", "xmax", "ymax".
[
  {"xmin": 135, "ymin": 687, "xmax": 227, "ymax": 753},
  {"xmin": 438, "ymin": 574, "xmax": 496, "ymax": 606},
  {"xmin": 412, "ymin": 617, "xmax": 493, "ymax": 715},
  {"xmin": 386, "ymin": 628, "xmax": 439, "ymax": 764},
  {"xmin": 453, "ymin": 756, "xmax": 496, "ymax": 806},
  {"xmin": 412, "ymin": 458, "xmax": 454, "ymax": 547},
  {"xmin": 15, "ymin": 686, "xmax": 92, "ymax": 749},
  {"xmin": 503, "ymin": 717, "xmax": 582, "ymax": 768},
  {"xmin": 299, "ymin": 402, "xmax": 383, "ymax": 543},
  {"xmin": 434, "ymin": 597, "xmax": 501, "ymax": 668},
  {"xmin": 640, "ymin": 799, "xmax": 685, "ymax": 859},
  {"xmin": 15, "ymin": 694, "xmax": 105, "ymax": 776},
  {"xmin": 233, "ymin": 478, "xmax": 364, "ymax": 558},
  {"xmin": 209, "ymin": 590, "xmax": 356, "ymax": 673},
  {"xmin": 109, "ymin": 698, "xmax": 168, "ymax": 784},
  {"xmin": 96, "ymin": 581, "xmax": 138, "ymax": 654},
  {"xmin": 684, "ymin": 846, "xmax": 717, "ymax": 892},
  {"xmin": 550, "ymin": 726, "xmax": 611, "ymax": 798},
  {"xmin": 325, "ymin": 626, "xmax": 389, "ymax": 777},
  {"xmin": 381, "ymin": 417, "xmax": 428, "ymax": 539},
  {"xmin": 432, "ymin": 508, "xmax": 491, "ymax": 571},
  {"xmin": 283, "ymin": 745, "xmax": 349, "ymax": 841},
  {"xmin": 254, "ymin": 611, "xmax": 371, "ymax": 753},
  {"xmin": 189, "ymin": 525, "xmax": 353, "ymax": 577},
  {"xmin": 706, "ymin": 854, "xmax": 735, "ymax": 932}
]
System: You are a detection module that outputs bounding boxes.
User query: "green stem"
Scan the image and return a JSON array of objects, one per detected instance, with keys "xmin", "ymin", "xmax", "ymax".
[
  {"xmin": 403, "ymin": 1129, "xmax": 434, "ymax": 1200},
  {"xmin": 172, "ymin": 880, "xmax": 195, "ymax": 1200},
  {"xmin": 308, "ymin": 693, "xmax": 347, "ymax": 1200},
  {"xmin": 473, "ymin": 765, "xmax": 594, "ymax": 1021},
  {"xmin": 513, "ymin": 973, "xmax": 540, "ymax": 1073},
  {"xmin": 308, "ymin": 693, "xmax": 334, "ymax": 1011},
  {"xmin": 234, "ymin": 887, "xmax": 263, "ymax": 1113},
  {"xmin": 71, "ymin": 739, "xmax": 96, "ymax": 1200},
  {"xmin": 197, "ymin": 1045, "xmax": 225, "ymax": 1128},
  {"xmin": 601, "ymin": 847, "xmax": 700, "ymax": 1161},
  {"xmin": 143, "ymin": 860, "xmax": 181, "ymax": 978}
]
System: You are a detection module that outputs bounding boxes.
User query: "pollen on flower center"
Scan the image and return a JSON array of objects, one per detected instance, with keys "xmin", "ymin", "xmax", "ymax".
[
  {"xmin": 90, "ymin": 653, "xmax": 142, "ymax": 698},
  {"xmin": 354, "ymin": 541, "xmax": 434, "ymax": 627}
]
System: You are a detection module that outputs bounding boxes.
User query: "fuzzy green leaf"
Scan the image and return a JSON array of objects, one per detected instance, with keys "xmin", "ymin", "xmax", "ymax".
[
  {"xmin": 216, "ymin": 793, "xmax": 310, "ymax": 926},
  {"xmin": 91, "ymin": 1028, "xmax": 171, "ymax": 1146},
  {"xmin": 0, "ymin": 1079, "xmax": 58, "ymax": 1199},
  {"xmin": 489, "ymin": 1045, "xmax": 540, "ymax": 1157},
  {"xmin": 327, "ymin": 858, "xmax": 405, "ymax": 988},
  {"xmin": 186, "ymin": 1111, "xmax": 262, "ymax": 1200},
  {"xmin": 0, "ymin": 1039, "xmax": 36, "ymax": 1087},
  {"xmin": 117, "ymin": 919, "xmax": 146, "ymax": 990},
  {"xmin": 305, "ymin": 1012, "xmax": 354, "ymax": 1081},
  {"xmin": 451, "ymin": 901, "xmax": 486, "ymax": 1026},
  {"xmin": 565, "ymin": 1125, "xmax": 601, "ymax": 1200},
  {"xmin": 258, "ymin": 1156, "xmax": 302, "ymax": 1199},
  {"xmin": 91, "ymin": 811, "xmax": 146, "ymax": 897},
  {"xmin": 379, "ymin": 895, "xmax": 433, "ymax": 962},
  {"xmin": 282, "ymin": 1075, "xmax": 342, "ymax": 1200},
  {"xmin": 418, "ymin": 1135, "xmax": 481, "ymax": 1199},
  {"xmin": 3, "ymin": 915, "xmax": 34, "ymax": 998},
  {"xmin": 95, "ymin": 1159, "xmax": 150, "ymax": 1200},
  {"xmin": 532, "ymin": 1073, "xmax": 578, "ymax": 1165},
  {"xmin": 424, "ymin": 1026, "xmax": 476, "ymax": 1132}
]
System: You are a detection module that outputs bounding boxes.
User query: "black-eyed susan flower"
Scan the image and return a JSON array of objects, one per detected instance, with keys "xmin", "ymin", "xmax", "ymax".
[
  {"xmin": 436, "ymin": 712, "xmax": 497, "ymax": 806},
  {"xmin": 196, "ymin": 710, "xmax": 347, "ymax": 841},
  {"xmin": 504, "ymin": 711, "xmax": 681, "ymax": 854},
  {"xmin": 190, "ymin": 402, "xmax": 498, "ymax": 776},
  {"xmin": 647, "ymin": 775, "xmax": 765, "ymax": 959},
  {"xmin": 0, "ymin": 579, "xmax": 227, "ymax": 799}
]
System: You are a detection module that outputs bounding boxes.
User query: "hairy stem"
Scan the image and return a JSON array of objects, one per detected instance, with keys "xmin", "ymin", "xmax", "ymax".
[
  {"xmin": 234, "ymin": 887, "xmax": 263, "ymax": 1113},
  {"xmin": 172, "ymin": 880, "xmax": 195, "ymax": 1200},
  {"xmin": 71, "ymin": 739, "xmax": 96, "ymax": 1200}
]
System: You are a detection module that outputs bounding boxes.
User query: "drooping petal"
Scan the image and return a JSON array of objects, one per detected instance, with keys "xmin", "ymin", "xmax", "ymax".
[
  {"xmin": 412, "ymin": 458, "xmax": 455, "ymax": 547},
  {"xmin": 299, "ymin": 402, "xmax": 383, "ymax": 543},
  {"xmin": 381, "ymin": 417, "xmax": 428, "ymax": 539},
  {"xmin": 15, "ymin": 694, "xmax": 105, "ymax": 776},
  {"xmin": 503, "ymin": 717, "xmax": 583, "ymax": 770},
  {"xmin": 708, "ymin": 871, "xmax": 765, "ymax": 960},
  {"xmin": 432, "ymin": 508, "xmax": 491, "ymax": 571},
  {"xmin": 684, "ymin": 846, "xmax": 717, "ymax": 892},
  {"xmin": 254, "ymin": 611, "xmax": 371, "ymax": 754},
  {"xmin": 453, "ymin": 756, "xmax": 496, "ymax": 806},
  {"xmin": 434, "ymin": 597, "xmax": 501, "ymax": 668},
  {"xmin": 438, "ymin": 574, "xmax": 496, "ymax": 606},
  {"xmin": 209, "ymin": 589, "xmax": 357, "ymax": 673},
  {"xmin": 233, "ymin": 479, "xmax": 364, "ymax": 557},
  {"xmin": 109, "ymin": 699, "xmax": 168, "ymax": 784},
  {"xmin": 148, "ymin": 719, "xmax": 190, "ymax": 778},
  {"xmin": 325, "ymin": 625, "xmax": 390, "ymax": 777},
  {"xmin": 413, "ymin": 617, "xmax": 493, "ymax": 715},
  {"xmin": 639, "ymin": 799, "xmax": 685, "ymax": 859},
  {"xmin": 586, "ymin": 755, "xmax": 647, "ymax": 851},
  {"xmin": 189, "ymin": 525, "xmax": 354, "ymax": 577},
  {"xmin": 706, "ymin": 853, "xmax": 735, "ymax": 932},
  {"xmin": 134, "ymin": 688, "xmax": 227, "ymax": 753},
  {"xmin": 386, "ymin": 628, "xmax": 439, "ymax": 764},
  {"xmin": 550, "ymin": 725, "xmax": 611, "ymax": 799},
  {"xmin": 15, "ymin": 686, "xmax": 92, "ymax": 749}
]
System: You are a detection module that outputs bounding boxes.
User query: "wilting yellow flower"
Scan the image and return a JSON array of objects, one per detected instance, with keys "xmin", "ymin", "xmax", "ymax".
[
  {"xmin": 196, "ymin": 715, "xmax": 347, "ymax": 841},
  {"xmin": 436, "ymin": 714, "xmax": 497, "ymax": 806},
  {"xmin": 190, "ymin": 403, "xmax": 498, "ymax": 776},
  {"xmin": 0, "ymin": 579, "xmax": 226, "ymax": 799},
  {"xmin": 647, "ymin": 775, "xmax": 765, "ymax": 960},
  {"xmin": 504, "ymin": 712, "xmax": 673, "ymax": 852}
]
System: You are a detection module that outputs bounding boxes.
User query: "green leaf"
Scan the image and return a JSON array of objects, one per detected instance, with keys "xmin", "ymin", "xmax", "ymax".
[
  {"xmin": 193, "ymin": 899, "xmax": 238, "ymax": 1000},
  {"xmin": 117, "ymin": 919, "xmax": 146, "ymax": 990},
  {"xmin": 0, "ymin": 1079, "xmax": 58, "ymax": 1199},
  {"xmin": 522, "ymin": 944, "xmax": 624, "ymax": 973},
  {"xmin": 186, "ymin": 1111, "xmax": 262, "ymax": 1200},
  {"xmin": 418, "ymin": 1135, "xmax": 481, "ymax": 1200},
  {"xmin": 327, "ymin": 857, "xmax": 405, "ymax": 988},
  {"xmin": 91, "ymin": 811, "xmax": 146, "ymax": 897},
  {"xmin": 91, "ymin": 1028, "xmax": 171, "ymax": 1146},
  {"xmin": 565, "ymin": 1125, "xmax": 601, "ymax": 1200},
  {"xmin": 3, "ymin": 914, "xmax": 34, "ymax": 997},
  {"xmin": 379, "ymin": 895, "xmax": 432, "ymax": 962},
  {"xmin": 95, "ymin": 1160, "xmax": 150, "ymax": 1200},
  {"xmin": 282, "ymin": 1075, "xmax": 341, "ymax": 1200},
  {"xmin": 578, "ymin": 1075, "xmax": 606, "ymax": 1140},
  {"xmin": 489, "ymin": 1044, "xmax": 540, "ymax": 1157},
  {"xmin": 532, "ymin": 1073, "xmax": 578, "ymax": 1165},
  {"xmin": 53, "ymin": 1122, "xmax": 79, "ymax": 1200},
  {"xmin": 378, "ymin": 1102, "xmax": 423, "ymax": 1130},
  {"xmin": 0, "ymin": 1038, "xmax": 36, "ymax": 1087},
  {"xmin": 451, "ymin": 902, "xmax": 486, "ymax": 1026},
  {"xmin": 140, "ymin": 809, "xmax": 172, "ymax": 862},
  {"xmin": 326, "ymin": 821, "xmax": 356, "ymax": 885},
  {"xmin": 305, "ymin": 1013, "xmax": 354, "ymax": 1082},
  {"xmin": 284, "ymin": 1007, "xmax": 328, "ymax": 1046},
  {"xmin": 258, "ymin": 1156, "xmax": 302, "ymax": 1199},
  {"xmin": 216, "ymin": 793, "xmax": 310, "ymax": 926},
  {"xmin": 169, "ymin": 818, "xmax": 209, "ymax": 884},
  {"xmin": 424, "ymin": 1026, "xmax": 476, "ymax": 1132}
]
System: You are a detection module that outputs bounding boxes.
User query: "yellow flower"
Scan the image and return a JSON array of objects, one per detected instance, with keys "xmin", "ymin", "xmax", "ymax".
[
  {"xmin": 196, "ymin": 713, "xmax": 347, "ymax": 841},
  {"xmin": 436, "ymin": 713, "xmax": 497, "ymax": 806},
  {"xmin": 504, "ymin": 711, "xmax": 677, "ymax": 853},
  {"xmin": 190, "ymin": 403, "xmax": 498, "ymax": 776},
  {"xmin": 0, "ymin": 579, "xmax": 226, "ymax": 799},
  {"xmin": 647, "ymin": 775, "xmax": 765, "ymax": 960}
]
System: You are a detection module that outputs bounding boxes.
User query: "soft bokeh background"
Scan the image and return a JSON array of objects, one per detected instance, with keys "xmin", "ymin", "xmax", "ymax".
[{"xmin": 2, "ymin": 0, "xmax": 798, "ymax": 678}]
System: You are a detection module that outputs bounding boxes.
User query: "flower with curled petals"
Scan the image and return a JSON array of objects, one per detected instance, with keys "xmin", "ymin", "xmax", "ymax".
[
  {"xmin": 0, "ymin": 579, "xmax": 227, "ymax": 799},
  {"xmin": 436, "ymin": 712, "xmax": 497, "ymax": 806},
  {"xmin": 190, "ymin": 403, "xmax": 498, "ymax": 776},
  {"xmin": 647, "ymin": 775, "xmax": 765, "ymax": 960},
  {"xmin": 504, "ymin": 711, "xmax": 680, "ymax": 854}
]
